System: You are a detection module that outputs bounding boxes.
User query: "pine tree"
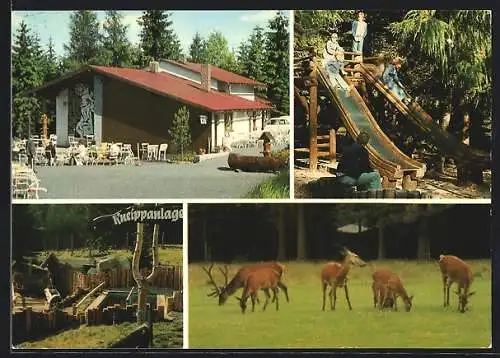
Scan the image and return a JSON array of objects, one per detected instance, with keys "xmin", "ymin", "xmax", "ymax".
[
  {"xmin": 138, "ymin": 11, "xmax": 183, "ymax": 65},
  {"xmin": 239, "ymin": 26, "xmax": 266, "ymax": 82},
  {"xmin": 12, "ymin": 20, "xmax": 44, "ymax": 138},
  {"xmin": 39, "ymin": 37, "xmax": 60, "ymax": 133},
  {"xmin": 189, "ymin": 32, "xmax": 206, "ymax": 63},
  {"xmin": 236, "ymin": 41, "xmax": 250, "ymax": 74},
  {"xmin": 102, "ymin": 10, "xmax": 132, "ymax": 67},
  {"xmin": 64, "ymin": 11, "xmax": 103, "ymax": 69},
  {"xmin": 204, "ymin": 31, "xmax": 238, "ymax": 71},
  {"xmin": 43, "ymin": 37, "xmax": 60, "ymax": 82},
  {"xmin": 264, "ymin": 11, "xmax": 290, "ymax": 115},
  {"xmin": 168, "ymin": 106, "xmax": 192, "ymax": 161}
]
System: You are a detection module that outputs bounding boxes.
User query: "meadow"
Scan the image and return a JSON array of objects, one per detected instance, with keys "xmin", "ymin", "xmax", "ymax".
[
  {"xmin": 188, "ymin": 260, "xmax": 491, "ymax": 349},
  {"xmin": 17, "ymin": 312, "xmax": 183, "ymax": 349}
]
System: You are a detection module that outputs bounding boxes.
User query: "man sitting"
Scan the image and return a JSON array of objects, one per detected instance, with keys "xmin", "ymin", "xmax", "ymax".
[{"xmin": 337, "ymin": 131, "xmax": 382, "ymax": 191}]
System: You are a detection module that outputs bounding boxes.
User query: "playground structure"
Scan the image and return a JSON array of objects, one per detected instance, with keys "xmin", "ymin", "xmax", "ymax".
[
  {"xmin": 294, "ymin": 49, "xmax": 491, "ymax": 196},
  {"xmin": 356, "ymin": 63, "xmax": 491, "ymax": 170},
  {"xmin": 12, "ymin": 205, "xmax": 184, "ymax": 347},
  {"xmin": 11, "ymin": 254, "xmax": 183, "ymax": 346}
]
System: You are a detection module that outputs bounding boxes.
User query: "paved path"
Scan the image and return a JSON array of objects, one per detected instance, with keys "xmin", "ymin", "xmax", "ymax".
[{"xmin": 34, "ymin": 148, "xmax": 284, "ymax": 199}]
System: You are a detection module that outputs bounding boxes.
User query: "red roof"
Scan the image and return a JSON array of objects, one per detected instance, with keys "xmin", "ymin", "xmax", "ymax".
[
  {"xmin": 90, "ymin": 66, "xmax": 272, "ymax": 112},
  {"xmin": 255, "ymin": 96, "xmax": 273, "ymax": 106},
  {"xmin": 164, "ymin": 60, "xmax": 266, "ymax": 87}
]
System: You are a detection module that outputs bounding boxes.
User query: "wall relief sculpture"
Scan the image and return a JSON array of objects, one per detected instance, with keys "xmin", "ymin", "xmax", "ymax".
[{"xmin": 74, "ymin": 83, "xmax": 95, "ymax": 137}]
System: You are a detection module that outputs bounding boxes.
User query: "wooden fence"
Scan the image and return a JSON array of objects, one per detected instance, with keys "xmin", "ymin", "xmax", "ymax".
[
  {"xmin": 71, "ymin": 265, "xmax": 183, "ymax": 293},
  {"xmin": 85, "ymin": 291, "xmax": 182, "ymax": 326},
  {"xmin": 12, "ymin": 308, "xmax": 79, "ymax": 345}
]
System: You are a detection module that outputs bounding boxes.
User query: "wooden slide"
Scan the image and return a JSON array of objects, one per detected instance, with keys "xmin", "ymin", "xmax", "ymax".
[
  {"xmin": 357, "ymin": 63, "xmax": 491, "ymax": 169},
  {"xmin": 317, "ymin": 66, "xmax": 426, "ymax": 181}
]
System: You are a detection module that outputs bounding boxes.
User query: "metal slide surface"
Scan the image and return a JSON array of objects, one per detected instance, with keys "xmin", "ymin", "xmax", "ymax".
[
  {"xmin": 358, "ymin": 63, "xmax": 490, "ymax": 169},
  {"xmin": 317, "ymin": 67, "xmax": 426, "ymax": 180}
]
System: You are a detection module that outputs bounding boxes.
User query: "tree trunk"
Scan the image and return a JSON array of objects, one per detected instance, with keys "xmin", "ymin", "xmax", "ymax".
[
  {"xmin": 136, "ymin": 280, "xmax": 148, "ymax": 324},
  {"xmin": 377, "ymin": 222, "xmax": 386, "ymax": 260},
  {"xmin": 297, "ymin": 204, "xmax": 307, "ymax": 260},
  {"xmin": 201, "ymin": 207, "xmax": 210, "ymax": 261},
  {"xmin": 132, "ymin": 223, "xmax": 146, "ymax": 324},
  {"xmin": 417, "ymin": 217, "xmax": 431, "ymax": 260},
  {"xmin": 277, "ymin": 204, "xmax": 286, "ymax": 261}
]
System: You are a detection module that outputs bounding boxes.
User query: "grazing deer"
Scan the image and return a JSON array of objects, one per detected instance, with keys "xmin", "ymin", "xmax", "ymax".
[
  {"xmin": 203, "ymin": 261, "xmax": 289, "ymax": 306},
  {"xmin": 236, "ymin": 267, "xmax": 281, "ymax": 314},
  {"xmin": 371, "ymin": 267, "xmax": 396, "ymax": 309},
  {"xmin": 372, "ymin": 267, "xmax": 413, "ymax": 312},
  {"xmin": 321, "ymin": 247, "xmax": 367, "ymax": 311},
  {"xmin": 438, "ymin": 254, "xmax": 475, "ymax": 313}
]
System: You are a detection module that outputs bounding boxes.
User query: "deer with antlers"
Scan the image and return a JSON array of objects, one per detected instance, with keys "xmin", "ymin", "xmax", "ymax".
[
  {"xmin": 236, "ymin": 267, "xmax": 282, "ymax": 314},
  {"xmin": 438, "ymin": 254, "xmax": 475, "ymax": 313},
  {"xmin": 202, "ymin": 261, "xmax": 289, "ymax": 306},
  {"xmin": 372, "ymin": 267, "xmax": 413, "ymax": 312},
  {"xmin": 321, "ymin": 247, "xmax": 367, "ymax": 311}
]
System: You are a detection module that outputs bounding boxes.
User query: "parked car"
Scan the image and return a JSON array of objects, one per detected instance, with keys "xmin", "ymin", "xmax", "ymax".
[{"xmin": 264, "ymin": 116, "xmax": 291, "ymax": 135}]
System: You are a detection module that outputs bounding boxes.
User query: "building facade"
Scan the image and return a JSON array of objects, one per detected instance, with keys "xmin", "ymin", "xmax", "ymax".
[{"xmin": 32, "ymin": 61, "xmax": 273, "ymax": 152}]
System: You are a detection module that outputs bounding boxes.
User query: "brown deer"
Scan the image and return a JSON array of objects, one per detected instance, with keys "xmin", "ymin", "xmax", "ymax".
[
  {"xmin": 438, "ymin": 254, "xmax": 475, "ymax": 313},
  {"xmin": 236, "ymin": 267, "xmax": 282, "ymax": 314},
  {"xmin": 203, "ymin": 261, "xmax": 289, "ymax": 306},
  {"xmin": 371, "ymin": 267, "xmax": 396, "ymax": 309},
  {"xmin": 321, "ymin": 247, "xmax": 367, "ymax": 311},
  {"xmin": 372, "ymin": 267, "xmax": 413, "ymax": 312}
]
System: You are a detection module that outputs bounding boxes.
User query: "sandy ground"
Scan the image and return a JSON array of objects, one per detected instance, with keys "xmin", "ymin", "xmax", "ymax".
[{"xmin": 294, "ymin": 165, "xmax": 491, "ymax": 199}]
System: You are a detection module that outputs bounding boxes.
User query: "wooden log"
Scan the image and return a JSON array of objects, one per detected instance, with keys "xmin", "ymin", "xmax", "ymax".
[
  {"xmin": 329, "ymin": 129, "xmax": 336, "ymax": 163},
  {"xmin": 227, "ymin": 153, "xmax": 287, "ymax": 173},
  {"xmin": 408, "ymin": 190, "xmax": 422, "ymax": 198},
  {"xmin": 166, "ymin": 297, "xmax": 174, "ymax": 316},
  {"xmin": 382, "ymin": 176, "xmax": 398, "ymax": 189},
  {"xmin": 309, "ymin": 66, "xmax": 318, "ymax": 171},
  {"xmin": 382, "ymin": 188, "xmax": 396, "ymax": 198},
  {"xmin": 173, "ymin": 291, "xmax": 182, "ymax": 311},
  {"xmin": 25, "ymin": 307, "xmax": 32, "ymax": 335},
  {"xmin": 75, "ymin": 281, "xmax": 106, "ymax": 311},
  {"xmin": 375, "ymin": 189, "xmax": 384, "ymax": 198},
  {"xmin": 367, "ymin": 190, "xmax": 377, "ymax": 198},
  {"xmin": 402, "ymin": 174, "xmax": 418, "ymax": 190},
  {"xmin": 395, "ymin": 190, "xmax": 408, "ymax": 199}
]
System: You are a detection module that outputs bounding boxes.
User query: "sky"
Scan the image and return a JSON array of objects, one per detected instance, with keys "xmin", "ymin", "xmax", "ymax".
[{"xmin": 11, "ymin": 10, "xmax": 288, "ymax": 57}]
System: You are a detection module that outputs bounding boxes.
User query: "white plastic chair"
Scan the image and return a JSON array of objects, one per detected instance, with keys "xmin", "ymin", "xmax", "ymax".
[
  {"xmin": 158, "ymin": 143, "xmax": 168, "ymax": 160},
  {"xmin": 140, "ymin": 143, "xmax": 149, "ymax": 160},
  {"xmin": 147, "ymin": 145, "xmax": 159, "ymax": 161}
]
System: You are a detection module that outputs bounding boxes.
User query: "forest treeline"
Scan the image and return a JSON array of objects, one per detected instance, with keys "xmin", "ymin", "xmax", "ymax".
[{"xmin": 188, "ymin": 204, "xmax": 490, "ymax": 262}]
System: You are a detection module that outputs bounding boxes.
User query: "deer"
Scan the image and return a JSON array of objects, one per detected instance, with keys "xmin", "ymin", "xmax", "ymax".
[
  {"xmin": 371, "ymin": 267, "xmax": 395, "ymax": 309},
  {"xmin": 321, "ymin": 247, "xmax": 367, "ymax": 311},
  {"xmin": 236, "ymin": 267, "xmax": 282, "ymax": 314},
  {"xmin": 202, "ymin": 261, "xmax": 289, "ymax": 306},
  {"xmin": 438, "ymin": 254, "xmax": 475, "ymax": 313},
  {"xmin": 372, "ymin": 267, "xmax": 413, "ymax": 312}
]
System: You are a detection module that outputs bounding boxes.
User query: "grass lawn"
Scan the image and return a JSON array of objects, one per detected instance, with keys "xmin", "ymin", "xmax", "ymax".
[
  {"xmin": 244, "ymin": 169, "xmax": 290, "ymax": 198},
  {"xmin": 188, "ymin": 260, "xmax": 491, "ymax": 349},
  {"xmin": 35, "ymin": 245, "xmax": 183, "ymax": 266},
  {"xmin": 16, "ymin": 312, "xmax": 183, "ymax": 349}
]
